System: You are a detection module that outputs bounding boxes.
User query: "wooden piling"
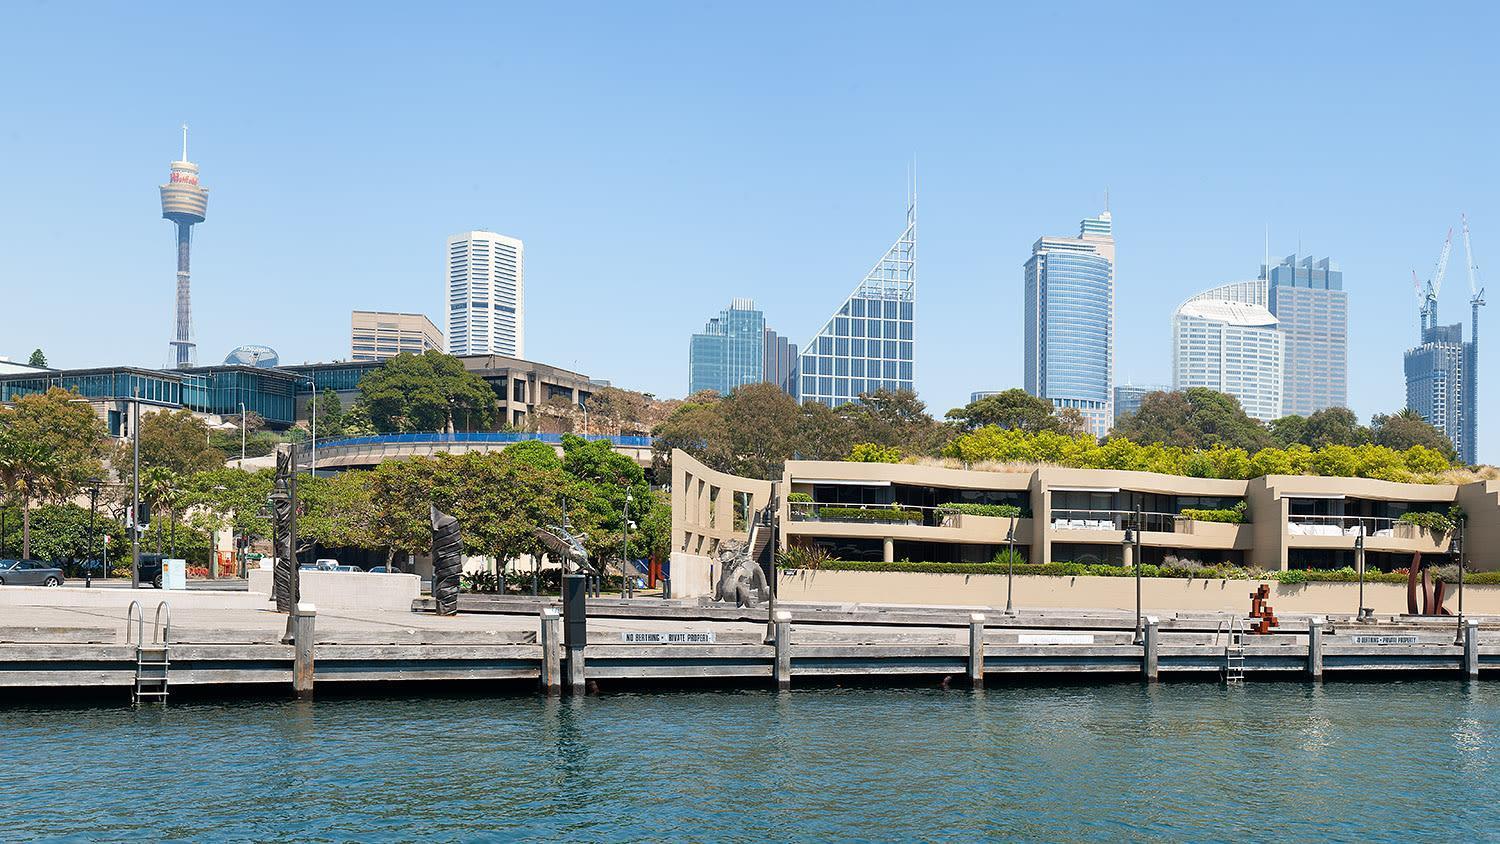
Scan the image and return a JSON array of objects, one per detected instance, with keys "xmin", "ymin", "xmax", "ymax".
[
  {"xmin": 1143, "ymin": 616, "xmax": 1159, "ymax": 682},
  {"xmin": 540, "ymin": 608, "xmax": 562, "ymax": 695},
  {"xmin": 774, "ymin": 611, "xmax": 792, "ymax": 690},
  {"xmin": 1465, "ymin": 618, "xmax": 1480, "ymax": 679},
  {"xmin": 1308, "ymin": 617, "xmax": 1323, "ymax": 681},
  {"xmin": 292, "ymin": 603, "xmax": 315, "ymax": 699},
  {"xmin": 968, "ymin": 613, "xmax": 985, "ymax": 688}
]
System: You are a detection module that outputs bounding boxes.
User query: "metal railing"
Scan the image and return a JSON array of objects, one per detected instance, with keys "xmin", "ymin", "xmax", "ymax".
[
  {"xmin": 1049, "ymin": 509, "xmax": 1180, "ymax": 533},
  {"xmin": 316, "ymin": 432, "xmax": 654, "ymax": 449},
  {"xmin": 789, "ymin": 501, "xmax": 941, "ymax": 526},
  {"xmin": 1285, "ymin": 515, "xmax": 1400, "ymax": 537}
]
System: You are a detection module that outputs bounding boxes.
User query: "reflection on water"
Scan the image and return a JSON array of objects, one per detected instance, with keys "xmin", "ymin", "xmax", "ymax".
[{"xmin": 2, "ymin": 681, "xmax": 1495, "ymax": 841}]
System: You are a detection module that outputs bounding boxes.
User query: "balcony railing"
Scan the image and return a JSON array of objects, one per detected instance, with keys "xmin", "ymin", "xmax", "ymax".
[
  {"xmin": 1286, "ymin": 515, "xmax": 1400, "ymax": 538},
  {"xmin": 1049, "ymin": 509, "xmax": 1180, "ymax": 533},
  {"xmin": 789, "ymin": 501, "xmax": 940, "ymax": 526}
]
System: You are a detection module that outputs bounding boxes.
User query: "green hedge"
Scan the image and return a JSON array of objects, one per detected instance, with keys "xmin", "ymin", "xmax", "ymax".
[
  {"xmin": 787, "ymin": 559, "xmax": 1500, "ymax": 584},
  {"xmin": 1179, "ymin": 502, "xmax": 1247, "ymax": 524},
  {"xmin": 1397, "ymin": 511, "xmax": 1456, "ymax": 534},
  {"xmin": 936, "ymin": 503, "xmax": 1023, "ymax": 518},
  {"xmin": 787, "ymin": 492, "xmax": 814, "ymax": 503},
  {"xmin": 814, "ymin": 506, "xmax": 923, "ymax": 523}
]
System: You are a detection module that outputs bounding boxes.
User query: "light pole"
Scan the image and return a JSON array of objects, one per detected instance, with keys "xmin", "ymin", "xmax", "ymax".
[
  {"xmin": 1354, "ymin": 532, "xmax": 1371, "ymax": 622},
  {"xmin": 1454, "ymin": 519, "xmax": 1466, "ymax": 645},
  {"xmin": 85, "ymin": 479, "xmax": 102, "ymax": 588},
  {"xmin": 1004, "ymin": 519, "xmax": 1017, "ymax": 617},
  {"xmin": 621, "ymin": 489, "xmax": 633, "ymax": 599},
  {"xmin": 131, "ymin": 387, "xmax": 141, "ymax": 589},
  {"xmin": 309, "ymin": 373, "xmax": 318, "ymax": 477},
  {"xmin": 239, "ymin": 401, "xmax": 247, "ymax": 468},
  {"xmin": 1127, "ymin": 504, "xmax": 1143, "ymax": 644}
]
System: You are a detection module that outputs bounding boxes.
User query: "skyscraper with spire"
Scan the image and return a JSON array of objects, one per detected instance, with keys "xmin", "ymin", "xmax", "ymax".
[{"xmin": 159, "ymin": 126, "xmax": 208, "ymax": 368}]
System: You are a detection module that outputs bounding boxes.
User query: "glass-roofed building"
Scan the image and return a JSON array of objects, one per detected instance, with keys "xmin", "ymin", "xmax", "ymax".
[{"xmin": 797, "ymin": 205, "xmax": 916, "ymax": 407}]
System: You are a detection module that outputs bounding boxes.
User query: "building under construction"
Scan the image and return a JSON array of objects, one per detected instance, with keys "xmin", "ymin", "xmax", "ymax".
[{"xmin": 1404, "ymin": 218, "xmax": 1483, "ymax": 464}]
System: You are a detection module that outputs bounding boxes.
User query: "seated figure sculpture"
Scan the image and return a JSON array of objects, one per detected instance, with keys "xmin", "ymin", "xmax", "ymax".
[{"xmin": 714, "ymin": 540, "xmax": 769, "ymax": 607}]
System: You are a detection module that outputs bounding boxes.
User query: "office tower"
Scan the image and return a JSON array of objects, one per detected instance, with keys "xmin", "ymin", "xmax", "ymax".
[
  {"xmin": 970, "ymin": 390, "xmax": 1002, "ymax": 403},
  {"xmin": 159, "ymin": 126, "xmax": 208, "ymax": 369},
  {"xmin": 1024, "ymin": 210, "xmax": 1114, "ymax": 437},
  {"xmin": 446, "ymin": 231, "xmax": 524, "ymax": 357},
  {"xmin": 1405, "ymin": 324, "xmax": 1477, "ymax": 465},
  {"xmin": 1112, "ymin": 384, "xmax": 1168, "ymax": 423},
  {"xmin": 798, "ymin": 204, "xmax": 916, "ymax": 407},
  {"xmin": 688, "ymin": 299, "xmax": 766, "ymax": 395},
  {"xmin": 762, "ymin": 327, "xmax": 798, "ymax": 397},
  {"xmin": 1262, "ymin": 255, "xmax": 1347, "ymax": 417},
  {"xmin": 1172, "ymin": 289, "xmax": 1283, "ymax": 423},
  {"xmin": 351, "ymin": 311, "xmax": 444, "ymax": 362}
]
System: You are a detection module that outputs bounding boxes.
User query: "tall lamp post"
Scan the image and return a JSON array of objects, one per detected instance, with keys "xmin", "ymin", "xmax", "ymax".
[
  {"xmin": 239, "ymin": 401, "xmax": 247, "ymax": 468},
  {"xmin": 1126, "ymin": 504, "xmax": 1143, "ymax": 644},
  {"xmin": 131, "ymin": 387, "xmax": 141, "ymax": 589},
  {"xmin": 1354, "ymin": 532, "xmax": 1371, "ymax": 622},
  {"xmin": 620, "ymin": 489, "xmax": 633, "ymax": 599},
  {"xmin": 84, "ymin": 479, "xmax": 102, "ymax": 588},
  {"xmin": 1454, "ymin": 518, "xmax": 1466, "ymax": 645},
  {"xmin": 1004, "ymin": 519, "xmax": 1017, "ymax": 617}
]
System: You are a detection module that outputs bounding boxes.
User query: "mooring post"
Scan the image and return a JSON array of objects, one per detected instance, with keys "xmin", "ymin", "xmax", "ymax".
[
  {"xmin": 1465, "ymin": 618, "xmax": 1480, "ymax": 679},
  {"xmin": 1308, "ymin": 617, "xmax": 1324, "ymax": 682},
  {"xmin": 540, "ymin": 608, "xmax": 562, "ymax": 696},
  {"xmin": 773, "ymin": 610, "xmax": 792, "ymax": 690},
  {"xmin": 1143, "ymin": 616, "xmax": 1159, "ymax": 682},
  {"xmin": 292, "ymin": 602, "xmax": 316, "ymax": 699},
  {"xmin": 562, "ymin": 571, "xmax": 588, "ymax": 695},
  {"xmin": 968, "ymin": 613, "xmax": 986, "ymax": 688}
]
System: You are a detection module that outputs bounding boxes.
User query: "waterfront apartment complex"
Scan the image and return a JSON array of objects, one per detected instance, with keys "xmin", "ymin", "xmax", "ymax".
[
  {"xmin": 1262, "ymin": 255, "xmax": 1347, "ymax": 416},
  {"xmin": 446, "ymin": 231, "xmax": 524, "ymax": 357},
  {"xmin": 797, "ymin": 205, "xmax": 916, "ymax": 407},
  {"xmin": 350, "ymin": 311, "xmax": 443, "ymax": 362},
  {"xmin": 671, "ymin": 450, "xmax": 1500, "ymax": 574},
  {"xmin": 1024, "ymin": 211, "xmax": 1115, "ymax": 437},
  {"xmin": 1171, "ymin": 281, "xmax": 1283, "ymax": 421}
]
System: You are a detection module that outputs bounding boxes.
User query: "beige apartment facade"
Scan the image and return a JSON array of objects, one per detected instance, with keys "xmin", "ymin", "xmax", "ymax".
[
  {"xmin": 350, "ymin": 311, "xmax": 444, "ymax": 362},
  {"xmin": 670, "ymin": 449, "xmax": 1500, "ymax": 574}
]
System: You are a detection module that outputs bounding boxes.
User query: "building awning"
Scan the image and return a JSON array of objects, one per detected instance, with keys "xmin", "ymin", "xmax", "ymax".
[
  {"xmin": 791, "ymin": 478, "xmax": 892, "ymax": 487},
  {"xmin": 1049, "ymin": 486, "xmax": 1120, "ymax": 493}
]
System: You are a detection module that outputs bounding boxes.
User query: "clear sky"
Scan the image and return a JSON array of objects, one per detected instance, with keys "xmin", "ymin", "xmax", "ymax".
[{"xmin": 3, "ymin": 3, "xmax": 1498, "ymax": 457}]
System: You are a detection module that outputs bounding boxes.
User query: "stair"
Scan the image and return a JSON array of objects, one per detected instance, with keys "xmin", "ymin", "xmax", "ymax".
[
  {"xmin": 1224, "ymin": 617, "xmax": 1246, "ymax": 685},
  {"xmin": 127, "ymin": 600, "xmax": 172, "ymax": 705}
]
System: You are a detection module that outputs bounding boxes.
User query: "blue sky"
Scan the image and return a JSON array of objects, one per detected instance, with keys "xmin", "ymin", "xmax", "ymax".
[{"xmin": 3, "ymin": 3, "xmax": 1498, "ymax": 456}]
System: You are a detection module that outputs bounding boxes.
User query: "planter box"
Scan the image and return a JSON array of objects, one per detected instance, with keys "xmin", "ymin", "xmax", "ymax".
[{"xmin": 1393, "ymin": 522, "xmax": 1447, "ymax": 541}]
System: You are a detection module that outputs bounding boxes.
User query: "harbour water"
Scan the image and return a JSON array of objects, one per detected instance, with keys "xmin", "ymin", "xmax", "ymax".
[{"xmin": 4, "ymin": 681, "xmax": 1495, "ymax": 841}]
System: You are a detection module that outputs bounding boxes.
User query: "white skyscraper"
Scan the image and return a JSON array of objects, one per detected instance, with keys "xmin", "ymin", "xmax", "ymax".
[
  {"xmin": 446, "ymin": 231, "xmax": 524, "ymax": 357},
  {"xmin": 1171, "ymin": 280, "xmax": 1283, "ymax": 422}
]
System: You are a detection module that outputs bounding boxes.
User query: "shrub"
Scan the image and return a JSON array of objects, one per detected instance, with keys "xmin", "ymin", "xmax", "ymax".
[
  {"xmin": 815, "ymin": 506, "xmax": 923, "ymax": 523},
  {"xmin": 778, "ymin": 544, "xmax": 833, "ymax": 570},
  {"xmin": 1179, "ymin": 501, "xmax": 1248, "ymax": 524},
  {"xmin": 1398, "ymin": 510, "xmax": 1456, "ymax": 534},
  {"xmin": 1277, "ymin": 570, "xmax": 1307, "ymax": 584},
  {"xmin": 461, "ymin": 571, "xmax": 502, "ymax": 593},
  {"xmin": 849, "ymin": 442, "xmax": 903, "ymax": 463},
  {"xmin": 938, "ymin": 503, "xmax": 1022, "ymax": 518},
  {"xmin": 787, "ymin": 492, "xmax": 814, "ymax": 503}
]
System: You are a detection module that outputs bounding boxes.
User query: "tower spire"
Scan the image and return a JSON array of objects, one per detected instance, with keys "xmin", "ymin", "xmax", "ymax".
[{"xmin": 181, "ymin": 123, "xmax": 188, "ymax": 162}]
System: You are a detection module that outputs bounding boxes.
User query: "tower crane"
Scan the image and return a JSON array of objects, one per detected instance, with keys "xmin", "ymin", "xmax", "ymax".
[
  {"xmin": 1415, "ymin": 228, "xmax": 1453, "ymax": 333},
  {"xmin": 1463, "ymin": 214, "xmax": 1485, "ymax": 338}
]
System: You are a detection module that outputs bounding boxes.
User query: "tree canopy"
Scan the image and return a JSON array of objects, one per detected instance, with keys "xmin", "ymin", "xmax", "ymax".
[
  {"xmin": 27, "ymin": 349, "xmax": 47, "ymax": 368},
  {"xmin": 1370, "ymin": 408, "xmax": 1458, "ymax": 461},
  {"xmin": 358, "ymin": 351, "xmax": 496, "ymax": 433},
  {"xmin": 138, "ymin": 409, "xmax": 227, "ymax": 476},
  {"xmin": 1109, "ymin": 388, "xmax": 1272, "ymax": 453},
  {"xmin": 946, "ymin": 389, "xmax": 1067, "ymax": 434},
  {"xmin": 0, "ymin": 388, "xmax": 111, "ymax": 557}
]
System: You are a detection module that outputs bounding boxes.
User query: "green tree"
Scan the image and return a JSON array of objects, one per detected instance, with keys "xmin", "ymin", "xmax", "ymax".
[
  {"xmin": 0, "ymin": 503, "xmax": 126, "ymax": 567},
  {"xmin": 1301, "ymin": 407, "xmax": 1369, "ymax": 449},
  {"xmin": 341, "ymin": 401, "xmax": 379, "ymax": 437},
  {"xmin": 138, "ymin": 409, "xmax": 227, "ymax": 476},
  {"xmin": 1268, "ymin": 415, "xmax": 1308, "ymax": 448},
  {"xmin": 849, "ymin": 442, "xmax": 902, "ymax": 463},
  {"xmin": 945, "ymin": 388, "xmax": 1061, "ymax": 434},
  {"xmin": 187, "ymin": 468, "xmax": 275, "ymax": 548},
  {"xmin": 651, "ymin": 394, "xmax": 731, "ymax": 475},
  {"xmin": 720, "ymin": 383, "xmax": 800, "ymax": 480},
  {"xmin": 314, "ymin": 388, "xmax": 345, "ymax": 440},
  {"xmin": 359, "ymin": 351, "xmax": 496, "ymax": 433},
  {"xmin": 28, "ymin": 349, "xmax": 47, "ymax": 368},
  {"xmin": 1109, "ymin": 388, "xmax": 1271, "ymax": 452},
  {"xmin": 792, "ymin": 401, "xmax": 856, "ymax": 461},
  {"xmin": 843, "ymin": 389, "xmax": 950, "ymax": 455},
  {"xmin": 1370, "ymin": 408, "xmax": 1457, "ymax": 461},
  {"xmin": 299, "ymin": 470, "xmax": 378, "ymax": 552},
  {"xmin": 0, "ymin": 388, "xmax": 110, "ymax": 557}
]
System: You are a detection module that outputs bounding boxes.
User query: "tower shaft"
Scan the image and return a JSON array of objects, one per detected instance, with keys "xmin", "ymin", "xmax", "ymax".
[{"xmin": 173, "ymin": 222, "xmax": 195, "ymax": 367}]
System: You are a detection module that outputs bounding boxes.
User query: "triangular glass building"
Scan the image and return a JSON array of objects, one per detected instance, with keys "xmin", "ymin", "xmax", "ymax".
[{"xmin": 797, "ymin": 206, "xmax": 916, "ymax": 406}]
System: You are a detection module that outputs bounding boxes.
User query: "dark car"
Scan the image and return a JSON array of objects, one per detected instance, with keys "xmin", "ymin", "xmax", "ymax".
[
  {"xmin": 135, "ymin": 554, "xmax": 165, "ymax": 589},
  {"xmin": 0, "ymin": 560, "xmax": 65, "ymax": 587}
]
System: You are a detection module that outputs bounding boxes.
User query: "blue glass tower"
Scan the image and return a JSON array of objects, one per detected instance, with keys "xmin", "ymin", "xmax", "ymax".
[
  {"xmin": 1024, "ymin": 211, "xmax": 1114, "ymax": 437},
  {"xmin": 689, "ymin": 299, "xmax": 767, "ymax": 396},
  {"xmin": 798, "ymin": 206, "xmax": 916, "ymax": 407}
]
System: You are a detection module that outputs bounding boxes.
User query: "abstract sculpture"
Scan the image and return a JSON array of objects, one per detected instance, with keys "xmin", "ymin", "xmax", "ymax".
[
  {"xmin": 533, "ymin": 515, "xmax": 595, "ymax": 576},
  {"xmin": 714, "ymin": 539, "xmax": 770, "ymax": 607},
  {"xmin": 270, "ymin": 447, "xmax": 297, "ymax": 614},
  {"xmin": 430, "ymin": 506, "xmax": 464, "ymax": 616},
  {"xmin": 1406, "ymin": 553, "xmax": 1453, "ymax": 616}
]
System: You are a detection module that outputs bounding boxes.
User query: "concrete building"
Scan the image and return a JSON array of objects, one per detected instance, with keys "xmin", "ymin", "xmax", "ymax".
[
  {"xmin": 351, "ymin": 311, "xmax": 444, "ymax": 362},
  {"xmin": 671, "ymin": 450, "xmax": 1500, "ymax": 574},
  {"xmin": 1112, "ymin": 384, "xmax": 1167, "ymax": 423},
  {"xmin": 1025, "ymin": 210, "xmax": 1115, "ymax": 437},
  {"xmin": 762, "ymin": 328, "xmax": 798, "ymax": 397},
  {"xmin": 446, "ymin": 231, "xmax": 524, "ymax": 357},
  {"xmin": 1172, "ymin": 284, "xmax": 1283, "ymax": 422},
  {"xmin": 1263, "ymin": 255, "xmax": 1347, "ymax": 417},
  {"xmin": 1405, "ymin": 322, "xmax": 1476, "ymax": 464},
  {"xmin": 798, "ymin": 204, "xmax": 916, "ymax": 407}
]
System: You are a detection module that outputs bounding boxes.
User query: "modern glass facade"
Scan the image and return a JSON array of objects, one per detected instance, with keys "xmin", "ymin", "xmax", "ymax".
[
  {"xmin": 798, "ymin": 209, "xmax": 916, "ymax": 407},
  {"xmin": 179, "ymin": 366, "xmax": 299, "ymax": 426},
  {"xmin": 1112, "ymin": 384, "xmax": 1167, "ymax": 423},
  {"xmin": 688, "ymin": 299, "xmax": 766, "ymax": 396},
  {"xmin": 277, "ymin": 361, "xmax": 382, "ymax": 394},
  {"xmin": 0, "ymin": 368, "xmax": 182, "ymax": 407},
  {"xmin": 0, "ymin": 365, "xmax": 299, "ymax": 429},
  {"xmin": 1405, "ymin": 323, "xmax": 1475, "ymax": 464},
  {"xmin": 1263, "ymin": 255, "xmax": 1347, "ymax": 417},
  {"xmin": 1024, "ymin": 211, "xmax": 1114, "ymax": 437}
]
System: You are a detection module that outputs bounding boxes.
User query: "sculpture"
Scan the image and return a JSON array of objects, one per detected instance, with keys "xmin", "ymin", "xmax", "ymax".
[
  {"xmin": 430, "ymin": 506, "xmax": 464, "ymax": 616},
  {"xmin": 1406, "ymin": 553, "xmax": 1453, "ymax": 616},
  {"xmin": 714, "ymin": 539, "xmax": 770, "ymax": 607},
  {"xmin": 533, "ymin": 514, "xmax": 595, "ymax": 576},
  {"xmin": 270, "ymin": 447, "xmax": 297, "ymax": 614}
]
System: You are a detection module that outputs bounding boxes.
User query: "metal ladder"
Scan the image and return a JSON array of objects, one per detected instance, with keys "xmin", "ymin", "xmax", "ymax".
[
  {"xmin": 126, "ymin": 600, "xmax": 172, "ymax": 705},
  {"xmin": 1223, "ymin": 615, "xmax": 1246, "ymax": 685}
]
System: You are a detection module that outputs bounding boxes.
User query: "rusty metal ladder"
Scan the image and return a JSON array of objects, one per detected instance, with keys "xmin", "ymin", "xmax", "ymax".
[{"xmin": 126, "ymin": 600, "xmax": 172, "ymax": 705}]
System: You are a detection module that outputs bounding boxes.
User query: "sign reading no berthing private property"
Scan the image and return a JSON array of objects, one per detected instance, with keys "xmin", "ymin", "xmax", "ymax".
[{"xmin": 621, "ymin": 632, "xmax": 716, "ymax": 644}]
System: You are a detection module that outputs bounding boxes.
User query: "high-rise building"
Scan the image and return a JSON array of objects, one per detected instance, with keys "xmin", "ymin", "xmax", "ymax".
[
  {"xmin": 1405, "ymin": 322, "xmax": 1477, "ymax": 465},
  {"xmin": 1112, "ymin": 384, "xmax": 1168, "ymax": 423},
  {"xmin": 1262, "ymin": 255, "xmax": 1346, "ymax": 417},
  {"xmin": 159, "ymin": 126, "xmax": 208, "ymax": 369},
  {"xmin": 798, "ymin": 205, "xmax": 916, "ymax": 407},
  {"xmin": 1024, "ymin": 210, "xmax": 1115, "ymax": 437},
  {"xmin": 688, "ymin": 299, "xmax": 766, "ymax": 396},
  {"xmin": 446, "ymin": 231, "xmax": 524, "ymax": 357},
  {"xmin": 1172, "ymin": 281, "xmax": 1283, "ymax": 422},
  {"xmin": 351, "ymin": 311, "xmax": 444, "ymax": 362},
  {"xmin": 762, "ymin": 327, "xmax": 798, "ymax": 397}
]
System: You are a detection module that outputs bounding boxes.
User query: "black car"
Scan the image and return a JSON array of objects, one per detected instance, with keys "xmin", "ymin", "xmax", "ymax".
[{"xmin": 135, "ymin": 554, "xmax": 165, "ymax": 589}]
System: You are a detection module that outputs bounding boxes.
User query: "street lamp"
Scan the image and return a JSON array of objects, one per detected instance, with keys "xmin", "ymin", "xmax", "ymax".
[
  {"xmin": 1126, "ymin": 504, "xmax": 1143, "ymax": 644},
  {"xmin": 1354, "ymin": 532, "xmax": 1371, "ymax": 622},
  {"xmin": 84, "ymin": 479, "xmax": 103, "ymax": 588},
  {"xmin": 239, "ymin": 401, "xmax": 247, "ymax": 468},
  {"xmin": 1004, "ymin": 519, "xmax": 1017, "ymax": 617},
  {"xmin": 131, "ymin": 387, "xmax": 141, "ymax": 589},
  {"xmin": 621, "ymin": 489, "xmax": 633, "ymax": 599},
  {"xmin": 1453, "ymin": 519, "xmax": 1466, "ymax": 645}
]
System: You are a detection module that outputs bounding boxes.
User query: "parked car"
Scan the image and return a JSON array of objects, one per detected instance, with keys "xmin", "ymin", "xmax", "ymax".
[
  {"xmin": 136, "ymin": 554, "xmax": 165, "ymax": 589},
  {"xmin": 331, "ymin": 565, "xmax": 363, "ymax": 572},
  {"xmin": 0, "ymin": 560, "xmax": 66, "ymax": 587},
  {"xmin": 367, "ymin": 566, "xmax": 398, "ymax": 574},
  {"xmin": 313, "ymin": 558, "xmax": 341, "ymax": 570}
]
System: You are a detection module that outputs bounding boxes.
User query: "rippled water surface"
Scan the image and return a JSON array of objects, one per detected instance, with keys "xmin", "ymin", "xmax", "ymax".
[{"xmin": 4, "ymin": 681, "xmax": 1496, "ymax": 841}]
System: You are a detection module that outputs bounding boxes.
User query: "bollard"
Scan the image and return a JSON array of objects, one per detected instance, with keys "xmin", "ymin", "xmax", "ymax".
[
  {"xmin": 1308, "ymin": 617, "xmax": 1324, "ymax": 681},
  {"xmin": 1143, "ymin": 616, "xmax": 1159, "ymax": 682},
  {"xmin": 773, "ymin": 610, "xmax": 792, "ymax": 690},
  {"xmin": 1465, "ymin": 618, "xmax": 1480, "ymax": 679},
  {"xmin": 565, "ymin": 646, "xmax": 586, "ymax": 696},
  {"xmin": 968, "ymin": 613, "xmax": 986, "ymax": 688},
  {"xmin": 540, "ymin": 608, "xmax": 562, "ymax": 696},
  {"xmin": 292, "ymin": 602, "xmax": 316, "ymax": 699}
]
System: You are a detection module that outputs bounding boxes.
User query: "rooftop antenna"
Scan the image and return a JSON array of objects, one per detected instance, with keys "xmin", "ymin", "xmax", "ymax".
[
  {"xmin": 180, "ymin": 123, "xmax": 189, "ymax": 162},
  {"xmin": 1104, "ymin": 187, "xmax": 1110, "ymax": 213}
]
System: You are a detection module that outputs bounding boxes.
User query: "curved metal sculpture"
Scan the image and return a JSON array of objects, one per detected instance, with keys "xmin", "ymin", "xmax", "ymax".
[
  {"xmin": 1406, "ymin": 553, "xmax": 1453, "ymax": 616},
  {"xmin": 430, "ymin": 506, "xmax": 464, "ymax": 616},
  {"xmin": 533, "ymin": 516, "xmax": 595, "ymax": 576},
  {"xmin": 270, "ymin": 448, "xmax": 297, "ymax": 614},
  {"xmin": 714, "ymin": 540, "xmax": 770, "ymax": 607}
]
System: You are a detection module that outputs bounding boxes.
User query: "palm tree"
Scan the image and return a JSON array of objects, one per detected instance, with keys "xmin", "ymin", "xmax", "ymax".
[
  {"xmin": 140, "ymin": 467, "xmax": 181, "ymax": 556},
  {"xmin": 0, "ymin": 431, "xmax": 62, "ymax": 559}
]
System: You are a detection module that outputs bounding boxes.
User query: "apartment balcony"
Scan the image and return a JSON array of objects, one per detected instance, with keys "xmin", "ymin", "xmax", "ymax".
[
  {"xmin": 787, "ymin": 502, "xmax": 1031, "ymax": 544},
  {"xmin": 1049, "ymin": 509, "xmax": 1251, "ymax": 551},
  {"xmin": 1286, "ymin": 515, "xmax": 1452, "ymax": 554}
]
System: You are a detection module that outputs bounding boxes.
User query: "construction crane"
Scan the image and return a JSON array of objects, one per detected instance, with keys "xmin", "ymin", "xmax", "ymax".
[
  {"xmin": 1415, "ymin": 228, "xmax": 1453, "ymax": 333},
  {"xmin": 1463, "ymin": 214, "xmax": 1486, "ymax": 339}
]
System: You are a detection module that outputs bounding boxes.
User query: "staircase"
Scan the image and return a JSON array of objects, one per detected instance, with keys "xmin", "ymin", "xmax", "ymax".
[{"xmin": 126, "ymin": 601, "xmax": 172, "ymax": 705}]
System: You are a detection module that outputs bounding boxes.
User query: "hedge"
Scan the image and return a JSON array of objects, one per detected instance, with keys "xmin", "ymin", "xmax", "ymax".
[
  {"xmin": 936, "ymin": 503, "xmax": 1023, "ymax": 518},
  {"xmin": 1397, "ymin": 511, "xmax": 1456, "ymax": 534},
  {"xmin": 1179, "ymin": 502, "xmax": 1247, "ymax": 524},
  {"xmin": 787, "ymin": 492, "xmax": 814, "ymax": 503},
  {"xmin": 785, "ymin": 559, "xmax": 1500, "ymax": 584},
  {"xmin": 813, "ymin": 506, "xmax": 923, "ymax": 523}
]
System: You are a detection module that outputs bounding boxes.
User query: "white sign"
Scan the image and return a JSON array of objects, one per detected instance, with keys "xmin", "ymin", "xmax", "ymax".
[
  {"xmin": 1018, "ymin": 634, "xmax": 1095, "ymax": 645},
  {"xmin": 621, "ymin": 631, "xmax": 716, "ymax": 644},
  {"xmin": 1352, "ymin": 635, "xmax": 1419, "ymax": 645}
]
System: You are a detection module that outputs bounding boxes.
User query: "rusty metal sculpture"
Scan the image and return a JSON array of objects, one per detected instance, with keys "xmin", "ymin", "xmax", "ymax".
[
  {"xmin": 430, "ymin": 506, "xmax": 464, "ymax": 616},
  {"xmin": 1247, "ymin": 584, "xmax": 1278, "ymax": 634},
  {"xmin": 270, "ymin": 447, "xmax": 298, "ymax": 614},
  {"xmin": 1406, "ymin": 552, "xmax": 1453, "ymax": 616}
]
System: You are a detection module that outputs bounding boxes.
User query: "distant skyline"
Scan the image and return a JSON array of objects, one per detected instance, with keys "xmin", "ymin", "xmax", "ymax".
[{"xmin": 2, "ymin": 3, "xmax": 1498, "ymax": 458}]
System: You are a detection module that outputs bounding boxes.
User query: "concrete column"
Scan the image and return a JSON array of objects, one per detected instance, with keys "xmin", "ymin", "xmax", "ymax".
[
  {"xmin": 291, "ymin": 602, "xmax": 316, "ymax": 699},
  {"xmin": 882, "ymin": 538, "xmax": 895, "ymax": 563},
  {"xmin": 540, "ymin": 608, "xmax": 562, "ymax": 695},
  {"xmin": 1465, "ymin": 618, "xmax": 1480, "ymax": 679},
  {"xmin": 968, "ymin": 613, "xmax": 986, "ymax": 688},
  {"xmin": 1143, "ymin": 616, "xmax": 1159, "ymax": 682},
  {"xmin": 1308, "ymin": 617, "xmax": 1323, "ymax": 681},
  {"xmin": 773, "ymin": 610, "xmax": 792, "ymax": 690}
]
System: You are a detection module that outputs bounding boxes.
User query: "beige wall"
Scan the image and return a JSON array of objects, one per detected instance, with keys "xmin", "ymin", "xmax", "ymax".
[
  {"xmin": 778, "ymin": 568, "xmax": 1500, "ymax": 616},
  {"xmin": 671, "ymin": 449, "xmax": 772, "ymax": 559}
]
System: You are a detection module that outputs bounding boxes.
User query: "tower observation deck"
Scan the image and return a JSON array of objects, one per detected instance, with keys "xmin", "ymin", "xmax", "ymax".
[{"xmin": 160, "ymin": 125, "xmax": 208, "ymax": 369}]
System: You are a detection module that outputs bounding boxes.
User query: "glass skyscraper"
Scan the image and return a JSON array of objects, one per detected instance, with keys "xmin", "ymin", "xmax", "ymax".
[
  {"xmin": 1405, "ymin": 322, "xmax": 1477, "ymax": 465},
  {"xmin": 689, "ymin": 298, "xmax": 767, "ymax": 396},
  {"xmin": 797, "ymin": 207, "xmax": 916, "ymax": 407},
  {"xmin": 1024, "ymin": 211, "xmax": 1115, "ymax": 437},
  {"xmin": 1262, "ymin": 255, "xmax": 1346, "ymax": 417}
]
